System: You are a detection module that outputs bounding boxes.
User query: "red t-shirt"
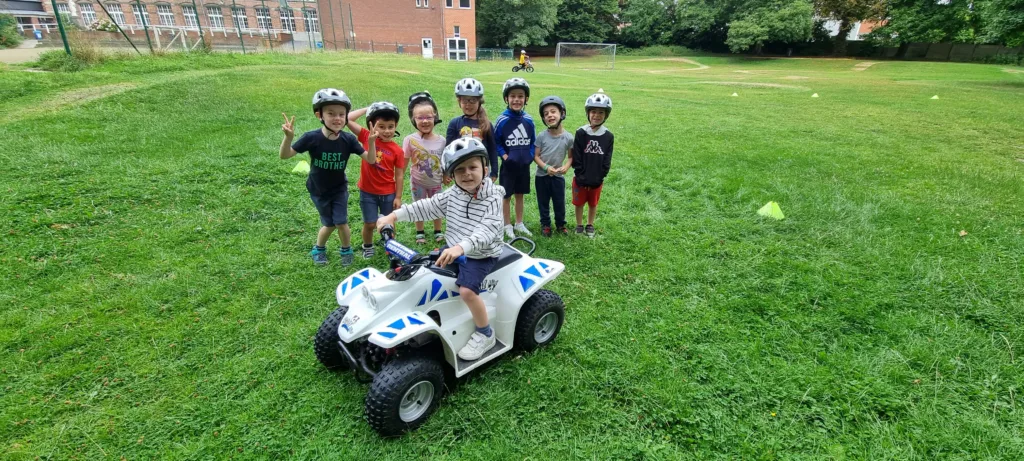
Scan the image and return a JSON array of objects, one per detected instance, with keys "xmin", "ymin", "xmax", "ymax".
[{"xmin": 357, "ymin": 128, "xmax": 407, "ymax": 195}]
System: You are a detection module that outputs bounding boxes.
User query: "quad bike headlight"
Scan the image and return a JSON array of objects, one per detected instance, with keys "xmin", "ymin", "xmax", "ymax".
[{"xmin": 362, "ymin": 286, "xmax": 378, "ymax": 311}]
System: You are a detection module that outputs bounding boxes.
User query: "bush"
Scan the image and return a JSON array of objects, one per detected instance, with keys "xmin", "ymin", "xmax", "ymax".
[
  {"xmin": 618, "ymin": 45, "xmax": 704, "ymax": 56},
  {"xmin": 0, "ymin": 13, "xmax": 24, "ymax": 49},
  {"xmin": 36, "ymin": 49, "xmax": 85, "ymax": 71},
  {"xmin": 978, "ymin": 52, "xmax": 1024, "ymax": 66}
]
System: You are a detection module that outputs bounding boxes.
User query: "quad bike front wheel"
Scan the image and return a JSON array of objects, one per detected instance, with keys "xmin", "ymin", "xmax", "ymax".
[
  {"xmin": 514, "ymin": 289, "xmax": 565, "ymax": 351},
  {"xmin": 365, "ymin": 355, "xmax": 445, "ymax": 437},
  {"xmin": 313, "ymin": 305, "xmax": 350, "ymax": 370}
]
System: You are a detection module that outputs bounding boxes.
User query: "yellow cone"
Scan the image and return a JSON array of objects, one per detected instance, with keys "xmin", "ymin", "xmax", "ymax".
[
  {"xmin": 731, "ymin": 92, "xmax": 739, "ymax": 97},
  {"xmin": 291, "ymin": 160, "xmax": 310, "ymax": 174},
  {"xmin": 931, "ymin": 95, "xmax": 939, "ymax": 99},
  {"xmin": 811, "ymin": 93, "xmax": 819, "ymax": 98},
  {"xmin": 758, "ymin": 201, "xmax": 785, "ymax": 220}
]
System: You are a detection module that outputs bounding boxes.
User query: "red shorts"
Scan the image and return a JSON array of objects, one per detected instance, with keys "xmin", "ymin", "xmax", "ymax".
[{"xmin": 571, "ymin": 178, "xmax": 603, "ymax": 207}]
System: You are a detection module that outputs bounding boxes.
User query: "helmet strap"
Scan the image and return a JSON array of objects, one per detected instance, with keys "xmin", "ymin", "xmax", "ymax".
[{"xmin": 318, "ymin": 113, "xmax": 342, "ymax": 139}]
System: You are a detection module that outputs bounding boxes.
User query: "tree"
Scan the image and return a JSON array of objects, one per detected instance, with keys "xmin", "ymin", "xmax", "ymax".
[
  {"xmin": 868, "ymin": 0, "xmax": 977, "ymax": 46},
  {"xmin": 549, "ymin": 0, "xmax": 619, "ymax": 44},
  {"xmin": 978, "ymin": 0, "xmax": 1024, "ymax": 46},
  {"xmin": 477, "ymin": 0, "xmax": 562, "ymax": 48},
  {"xmin": 618, "ymin": 0, "xmax": 676, "ymax": 47},
  {"xmin": 0, "ymin": 14, "xmax": 23, "ymax": 49},
  {"xmin": 725, "ymin": 0, "xmax": 814, "ymax": 53},
  {"xmin": 814, "ymin": 0, "xmax": 885, "ymax": 55}
]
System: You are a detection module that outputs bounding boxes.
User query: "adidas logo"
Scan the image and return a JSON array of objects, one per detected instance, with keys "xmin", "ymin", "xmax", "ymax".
[
  {"xmin": 505, "ymin": 124, "xmax": 532, "ymax": 147},
  {"xmin": 584, "ymin": 140, "xmax": 604, "ymax": 155}
]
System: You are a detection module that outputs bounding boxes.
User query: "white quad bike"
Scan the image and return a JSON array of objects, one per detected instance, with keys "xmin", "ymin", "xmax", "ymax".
[{"xmin": 313, "ymin": 225, "xmax": 566, "ymax": 437}]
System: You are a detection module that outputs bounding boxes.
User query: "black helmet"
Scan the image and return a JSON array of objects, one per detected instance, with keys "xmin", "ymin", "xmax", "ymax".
[
  {"xmin": 366, "ymin": 101, "xmax": 401, "ymax": 124},
  {"xmin": 407, "ymin": 91, "xmax": 442, "ymax": 128},
  {"xmin": 538, "ymin": 95, "xmax": 566, "ymax": 122}
]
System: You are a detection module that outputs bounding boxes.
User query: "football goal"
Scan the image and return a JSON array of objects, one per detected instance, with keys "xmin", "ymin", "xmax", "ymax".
[{"xmin": 555, "ymin": 42, "xmax": 617, "ymax": 69}]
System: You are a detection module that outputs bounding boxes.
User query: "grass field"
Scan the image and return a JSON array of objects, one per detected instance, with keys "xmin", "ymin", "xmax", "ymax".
[{"xmin": 2, "ymin": 51, "xmax": 1024, "ymax": 459}]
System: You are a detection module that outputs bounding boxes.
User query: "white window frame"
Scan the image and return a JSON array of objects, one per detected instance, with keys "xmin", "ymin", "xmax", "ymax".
[
  {"xmin": 232, "ymin": 6, "xmax": 248, "ymax": 29},
  {"xmin": 279, "ymin": 8, "xmax": 295, "ymax": 32},
  {"xmin": 302, "ymin": 8, "xmax": 318, "ymax": 33},
  {"xmin": 106, "ymin": 3, "xmax": 126, "ymax": 25},
  {"xmin": 445, "ymin": 0, "xmax": 452, "ymax": 7},
  {"xmin": 182, "ymin": 5, "xmax": 198, "ymax": 28},
  {"xmin": 157, "ymin": 4, "xmax": 175, "ymax": 26},
  {"xmin": 255, "ymin": 7, "xmax": 271, "ymax": 30},
  {"xmin": 80, "ymin": 3, "xmax": 97, "ymax": 23},
  {"xmin": 447, "ymin": 37, "xmax": 467, "ymax": 61},
  {"xmin": 206, "ymin": 6, "xmax": 224, "ymax": 29},
  {"xmin": 56, "ymin": 3, "xmax": 71, "ymax": 14},
  {"xmin": 453, "ymin": 25, "xmax": 459, "ymax": 37},
  {"xmin": 459, "ymin": 0, "xmax": 469, "ymax": 8},
  {"xmin": 131, "ymin": 4, "xmax": 151, "ymax": 26}
]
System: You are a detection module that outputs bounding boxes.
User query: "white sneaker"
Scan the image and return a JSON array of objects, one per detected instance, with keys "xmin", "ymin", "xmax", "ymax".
[
  {"xmin": 458, "ymin": 331, "xmax": 496, "ymax": 361},
  {"xmin": 514, "ymin": 222, "xmax": 532, "ymax": 236},
  {"xmin": 504, "ymin": 224, "xmax": 515, "ymax": 240}
]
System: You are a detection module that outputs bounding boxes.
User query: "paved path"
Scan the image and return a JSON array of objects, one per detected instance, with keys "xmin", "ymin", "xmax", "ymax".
[{"xmin": 0, "ymin": 40, "xmax": 46, "ymax": 64}]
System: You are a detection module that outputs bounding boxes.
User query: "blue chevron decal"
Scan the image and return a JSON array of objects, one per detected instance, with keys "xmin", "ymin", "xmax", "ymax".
[
  {"xmin": 519, "ymin": 275, "xmax": 535, "ymax": 291},
  {"xmin": 387, "ymin": 318, "xmax": 406, "ymax": 330},
  {"xmin": 377, "ymin": 331, "xmax": 397, "ymax": 339},
  {"xmin": 418, "ymin": 291, "xmax": 428, "ymax": 306},
  {"xmin": 408, "ymin": 315, "xmax": 425, "ymax": 325},
  {"xmin": 430, "ymin": 279, "xmax": 442, "ymax": 300},
  {"xmin": 525, "ymin": 265, "xmax": 542, "ymax": 278}
]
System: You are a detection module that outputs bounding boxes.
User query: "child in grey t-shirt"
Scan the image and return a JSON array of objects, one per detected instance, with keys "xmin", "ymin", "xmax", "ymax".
[{"xmin": 533, "ymin": 96, "xmax": 574, "ymax": 236}]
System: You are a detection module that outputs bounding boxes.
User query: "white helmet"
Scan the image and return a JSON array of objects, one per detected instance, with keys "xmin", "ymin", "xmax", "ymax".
[
  {"xmin": 585, "ymin": 90, "xmax": 612, "ymax": 117},
  {"xmin": 366, "ymin": 101, "xmax": 401, "ymax": 123},
  {"xmin": 312, "ymin": 88, "xmax": 351, "ymax": 113},
  {"xmin": 502, "ymin": 77, "xmax": 530, "ymax": 99},
  {"xmin": 454, "ymin": 77, "xmax": 484, "ymax": 97},
  {"xmin": 442, "ymin": 137, "xmax": 489, "ymax": 177}
]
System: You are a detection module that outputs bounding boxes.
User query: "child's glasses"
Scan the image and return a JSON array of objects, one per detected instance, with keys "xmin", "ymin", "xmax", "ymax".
[{"xmin": 414, "ymin": 116, "xmax": 435, "ymax": 122}]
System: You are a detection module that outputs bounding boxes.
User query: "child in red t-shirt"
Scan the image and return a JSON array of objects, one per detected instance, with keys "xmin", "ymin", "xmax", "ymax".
[{"xmin": 347, "ymin": 102, "xmax": 407, "ymax": 259}]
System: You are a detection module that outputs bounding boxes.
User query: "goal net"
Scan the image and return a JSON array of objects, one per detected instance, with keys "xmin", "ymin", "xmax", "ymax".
[{"xmin": 555, "ymin": 42, "xmax": 617, "ymax": 69}]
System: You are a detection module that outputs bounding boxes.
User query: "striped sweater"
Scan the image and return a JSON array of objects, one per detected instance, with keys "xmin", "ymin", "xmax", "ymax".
[{"xmin": 394, "ymin": 178, "xmax": 506, "ymax": 259}]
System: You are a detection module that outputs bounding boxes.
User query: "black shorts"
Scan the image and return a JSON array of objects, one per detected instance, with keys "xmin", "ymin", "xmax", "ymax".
[
  {"xmin": 499, "ymin": 161, "xmax": 531, "ymax": 198},
  {"xmin": 455, "ymin": 255, "xmax": 498, "ymax": 294},
  {"xmin": 310, "ymin": 189, "xmax": 349, "ymax": 227}
]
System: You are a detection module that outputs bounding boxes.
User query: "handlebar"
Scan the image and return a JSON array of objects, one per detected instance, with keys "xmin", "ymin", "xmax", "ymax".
[{"xmin": 380, "ymin": 224, "xmax": 465, "ymax": 266}]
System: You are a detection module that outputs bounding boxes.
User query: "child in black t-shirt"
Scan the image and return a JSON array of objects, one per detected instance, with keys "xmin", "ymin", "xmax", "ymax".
[{"xmin": 280, "ymin": 88, "xmax": 379, "ymax": 266}]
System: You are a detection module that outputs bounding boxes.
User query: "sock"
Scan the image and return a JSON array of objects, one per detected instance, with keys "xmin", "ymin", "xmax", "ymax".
[
  {"xmin": 363, "ymin": 243, "xmax": 373, "ymax": 249},
  {"xmin": 340, "ymin": 246, "xmax": 351, "ymax": 253},
  {"xmin": 476, "ymin": 324, "xmax": 493, "ymax": 337},
  {"xmin": 314, "ymin": 245, "xmax": 326, "ymax": 252}
]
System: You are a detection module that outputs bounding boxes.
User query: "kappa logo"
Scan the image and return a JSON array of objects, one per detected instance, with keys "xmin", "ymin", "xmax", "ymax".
[
  {"xmin": 583, "ymin": 140, "xmax": 605, "ymax": 155},
  {"xmin": 505, "ymin": 124, "xmax": 532, "ymax": 147}
]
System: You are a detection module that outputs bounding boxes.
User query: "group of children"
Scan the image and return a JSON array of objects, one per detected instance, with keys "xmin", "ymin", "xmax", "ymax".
[{"xmin": 280, "ymin": 77, "xmax": 615, "ymax": 361}]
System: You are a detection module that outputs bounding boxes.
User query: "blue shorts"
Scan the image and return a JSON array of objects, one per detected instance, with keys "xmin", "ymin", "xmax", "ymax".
[
  {"xmin": 310, "ymin": 189, "xmax": 349, "ymax": 227},
  {"xmin": 499, "ymin": 161, "xmax": 531, "ymax": 198},
  {"xmin": 453, "ymin": 253, "xmax": 497, "ymax": 294},
  {"xmin": 359, "ymin": 190, "xmax": 396, "ymax": 223}
]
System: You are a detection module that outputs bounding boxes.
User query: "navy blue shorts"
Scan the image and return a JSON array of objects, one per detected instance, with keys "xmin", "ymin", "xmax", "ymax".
[
  {"xmin": 499, "ymin": 161, "xmax": 531, "ymax": 198},
  {"xmin": 454, "ymin": 255, "xmax": 497, "ymax": 294},
  {"xmin": 359, "ymin": 190, "xmax": 396, "ymax": 223},
  {"xmin": 310, "ymin": 189, "xmax": 349, "ymax": 227}
]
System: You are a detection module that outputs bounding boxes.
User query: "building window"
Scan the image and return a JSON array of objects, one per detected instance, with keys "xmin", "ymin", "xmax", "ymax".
[
  {"xmin": 80, "ymin": 3, "xmax": 97, "ymax": 24},
  {"xmin": 416, "ymin": 0, "xmax": 421, "ymax": 6},
  {"xmin": 255, "ymin": 7, "xmax": 271, "ymax": 30},
  {"xmin": 453, "ymin": 25, "xmax": 459, "ymax": 37},
  {"xmin": 106, "ymin": 4, "xmax": 126, "ymax": 25},
  {"xmin": 131, "ymin": 4, "xmax": 151, "ymax": 26},
  {"xmin": 279, "ymin": 9, "xmax": 295, "ymax": 32},
  {"xmin": 56, "ymin": 3, "xmax": 70, "ymax": 14},
  {"xmin": 206, "ymin": 6, "xmax": 224, "ymax": 29},
  {"xmin": 459, "ymin": 0, "xmax": 469, "ymax": 8},
  {"xmin": 302, "ymin": 9, "xmax": 318, "ymax": 33},
  {"xmin": 448, "ymin": 37, "xmax": 466, "ymax": 61},
  {"xmin": 446, "ymin": 0, "xmax": 452, "ymax": 7},
  {"xmin": 157, "ymin": 5, "xmax": 175, "ymax": 26},
  {"xmin": 182, "ymin": 5, "xmax": 199, "ymax": 28},
  {"xmin": 232, "ymin": 7, "xmax": 248, "ymax": 29},
  {"xmin": 424, "ymin": 0, "xmax": 429, "ymax": 6}
]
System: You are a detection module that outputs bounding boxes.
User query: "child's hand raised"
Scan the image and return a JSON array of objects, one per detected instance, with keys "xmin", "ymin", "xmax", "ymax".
[
  {"xmin": 281, "ymin": 113, "xmax": 295, "ymax": 137},
  {"xmin": 369, "ymin": 121, "xmax": 382, "ymax": 140}
]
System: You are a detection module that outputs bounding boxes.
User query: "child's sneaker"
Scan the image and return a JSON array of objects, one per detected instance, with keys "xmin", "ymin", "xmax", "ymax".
[
  {"xmin": 362, "ymin": 244, "xmax": 375, "ymax": 259},
  {"xmin": 415, "ymin": 231, "xmax": 427, "ymax": 245},
  {"xmin": 457, "ymin": 331, "xmax": 496, "ymax": 361},
  {"xmin": 504, "ymin": 224, "xmax": 515, "ymax": 240},
  {"xmin": 310, "ymin": 246, "xmax": 328, "ymax": 265},
  {"xmin": 558, "ymin": 226, "xmax": 569, "ymax": 236},
  {"xmin": 434, "ymin": 230, "xmax": 445, "ymax": 243},
  {"xmin": 541, "ymin": 226, "xmax": 552, "ymax": 237},
  {"xmin": 575, "ymin": 225, "xmax": 585, "ymax": 235},
  {"xmin": 585, "ymin": 224, "xmax": 596, "ymax": 238},
  {"xmin": 514, "ymin": 222, "xmax": 532, "ymax": 236},
  {"xmin": 339, "ymin": 247, "xmax": 354, "ymax": 266}
]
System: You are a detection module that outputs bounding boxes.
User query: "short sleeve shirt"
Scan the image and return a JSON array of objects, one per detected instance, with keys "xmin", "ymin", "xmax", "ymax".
[
  {"xmin": 357, "ymin": 129, "xmax": 407, "ymax": 195},
  {"xmin": 291, "ymin": 129, "xmax": 364, "ymax": 196},
  {"xmin": 534, "ymin": 130, "xmax": 573, "ymax": 176},
  {"xmin": 404, "ymin": 132, "xmax": 446, "ymax": 189}
]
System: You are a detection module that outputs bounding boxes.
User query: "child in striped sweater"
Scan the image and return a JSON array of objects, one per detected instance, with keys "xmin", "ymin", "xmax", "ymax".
[{"xmin": 376, "ymin": 137, "xmax": 505, "ymax": 361}]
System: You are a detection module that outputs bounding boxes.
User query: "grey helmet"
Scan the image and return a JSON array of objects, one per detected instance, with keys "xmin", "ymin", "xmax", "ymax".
[
  {"xmin": 585, "ymin": 90, "xmax": 612, "ymax": 118},
  {"xmin": 538, "ymin": 95, "xmax": 567, "ymax": 123},
  {"xmin": 366, "ymin": 101, "xmax": 401, "ymax": 123},
  {"xmin": 442, "ymin": 137, "xmax": 490, "ymax": 177},
  {"xmin": 312, "ymin": 88, "xmax": 352, "ymax": 114},
  {"xmin": 502, "ymin": 77, "xmax": 530, "ymax": 99},
  {"xmin": 454, "ymin": 78, "xmax": 484, "ymax": 97}
]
